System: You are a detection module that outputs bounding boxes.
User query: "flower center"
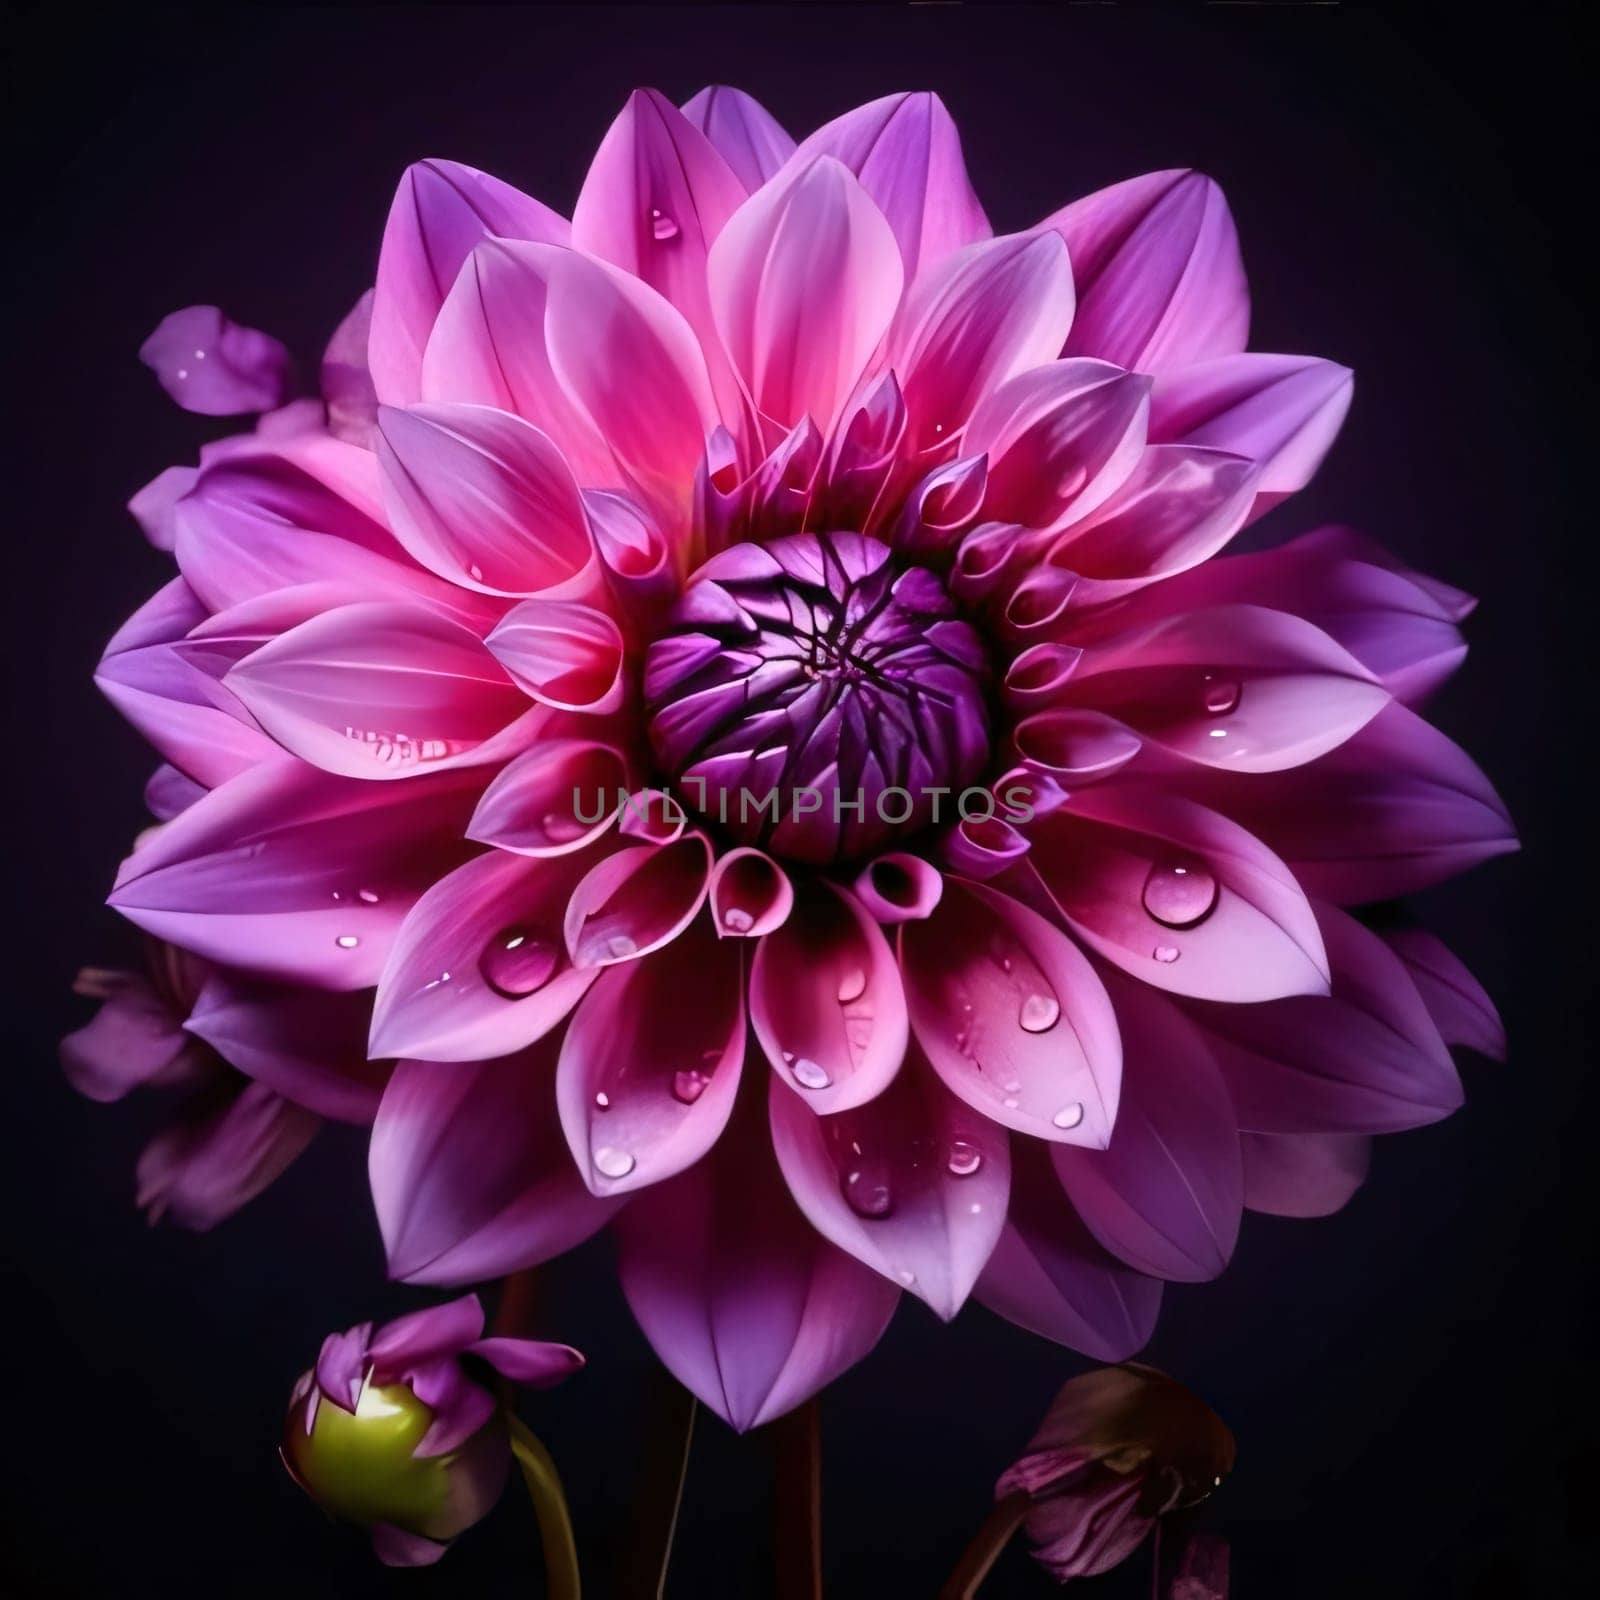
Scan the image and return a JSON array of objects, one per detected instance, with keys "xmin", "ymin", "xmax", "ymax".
[{"xmin": 644, "ymin": 532, "xmax": 992, "ymax": 864}]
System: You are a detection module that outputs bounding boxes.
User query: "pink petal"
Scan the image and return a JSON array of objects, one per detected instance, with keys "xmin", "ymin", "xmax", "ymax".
[
  {"xmin": 900, "ymin": 880, "xmax": 1122, "ymax": 1145},
  {"xmin": 749, "ymin": 880, "xmax": 908, "ymax": 1112},
  {"xmin": 485, "ymin": 600, "xmax": 624, "ymax": 714},
  {"xmin": 1029, "ymin": 786, "xmax": 1330, "ymax": 1002},
  {"xmin": 1385, "ymin": 928, "xmax": 1505, "ymax": 1060},
  {"xmin": 368, "ymin": 1295, "xmax": 485, "ymax": 1369},
  {"xmin": 852, "ymin": 852, "xmax": 944, "ymax": 923},
  {"xmin": 370, "ymin": 1034, "xmax": 620, "ymax": 1284},
  {"xmin": 146, "ymin": 763, "xmax": 207, "ymax": 820},
  {"xmin": 140, "ymin": 304, "xmax": 291, "ymax": 415},
  {"xmin": 886, "ymin": 231, "xmax": 1075, "ymax": 454},
  {"xmin": 792, "ymin": 92, "xmax": 990, "ymax": 280},
  {"xmin": 369, "ymin": 159, "xmax": 569, "ymax": 407},
  {"xmin": 468, "ymin": 738, "xmax": 631, "ymax": 857},
  {"xmin": 557, "ymin": 921, "xmax": 744, "ymax": 1195},
  {"xmin": 184, "ymin": 971, "xmax": 388, "ymax": 1124},
  {"xmin": 975, "ymin": 1144, "xmax": 1162, "ymax": 1360},
  {"xmin": 561, "ymin": 835, "xmax": 712, "ymax": 969},
  {"xmin": 681, "ymin": 85, "xmax": 796, "ymax": 192},
  {"xmin": 465, "ymin": 1338, "xmax": 584, "ymax": 1388},
  {"xmin": 615, "ymin": 1101, "xmax": 899, "ymax": 1430},
  {"xmin": 965, "ymin": 360, "xmax": 1151, "ymax": 535},
  {"xmin": 708, "ymin": 156, "xmax": 903, "ymax": 435},
  {"xmin": 1041, "ymin": 171, "xmax": 1249, "ymax": 373},
  {"xmin": 1149, "ymin": 353, "xmax": 1353, "ymax": 518},
  {"xmin": 770, "ymin": 1048, "xmax": 1010, "ymax": 1318},
  {"xmin": 1013, "ymin": 709, "xmax": 1142, "ymax": 783},
  {"xmin": 377, "ymin": 403, "xmax": 596, "ymax": 597},
  {"xmin": 369, "ymin": 845, "xmax": 610, "ymax": 1062},
  {"xmin": 1187, "ymin": 903, "xmax": 1462, "ymax": 1135},
  {"xmin": 709, "ymin": 847, "xmax": 794, "ymax": 938},
  {"xmin": 1052, "ymin": 973, "xmax": 1241, "ymax": 1281},
  {"xmin": 60, "ymin": 975, "xmax": 197, "ymax": 1103},
  {"xmin": 109, "ymin": 759, "xmax": 480, "ymax": 988},
  {"xmin": 321, "ymin": 289, "xmax": 378, "ymax": 446},
  {"xmin": 226, "ymin": 601, "xmax": 538, "ymax": 779},
  {"xmin": 1240, "ymin": 1131, "xmax": 1370, "ymax": 1218},
  {"xmin": 129, "ymin": 465, "xmax": 198, "ymax": 552}
]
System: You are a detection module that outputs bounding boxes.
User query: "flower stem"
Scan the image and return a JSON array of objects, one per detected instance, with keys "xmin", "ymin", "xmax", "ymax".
[
  {"xmin": 508, "ymin": 1413, "xmax": 582, "ymax": 1600},
  {"xmin": 937, "ymin": 1490, "xmax": 1031, "ymax": 1600},
  {"xmin": 619, "ymin": 1370, "xmax": 698, "ymax": 1599},
  {"xmin": 768, "ymin": 1399, "xmax": 823, "ymax": 1600}
]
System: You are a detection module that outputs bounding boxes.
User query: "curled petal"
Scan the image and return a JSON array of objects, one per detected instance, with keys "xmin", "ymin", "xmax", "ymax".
[
  {"xmin": 771, "ymin": 1049, "xmax": 1009, "ymax": 1318},
  {"xmin": 853, "ymin": 852, "xmax": 943, "ymax": 922},
  {"xmin": 901, "ymin": 880, "xmax": 1122, "ymax": 1146},
  {"xmin": 1240, "ymin": 1131, "xmax": 1371, "ymax": 1218},
  {"xmin": 681, "ymin": 85, "xmax": 796, "ymax": 192},
  {"xmin": 557, "ymin": 922, "xmax": 745, "ymax": 1195},
  {"xmin": 469, "ymin": 739, "xmax": 631, "ymax": 857},
  {"xmin": 1030, "ymin": 786, "xmax": 1330, "ymax": 1001},
  {"xmin": 367, "ymin": 1295, "xmax": 485, "ymax": 1371},
  {"xmin": 1385, "ymin": 927, "xmax": 1505, "ymax": 1060},
  {"xmin": 936, "ymin": 815, "xmax": 1031, "ymax": 880},
  {"xmin": 1042, "ymin": 170, "xmax": 1249, "ymax": 373},
  {"xmin": 140, "ymin": 305, "xmax": 291, "ymax": 416},
  {"xmin": 486, "ymin": 600, "xmax": 625, "ymax": 714},
  {"xmin": 465, "ymin": 1338, "xmax": 584, "ymax": 1389},
  {"xmin": 709, "ymin": 847, "xmax": 793, "ymax": 938},
  {"xmin": 892, "ymin": 453, "xmax": 989, "ymax": 559},
  {"xmin": 750, "ymin": 881, "xmax": 908, "ymax": 1112},
  {"xmin": 1014, "ymin": 708, "xmax": 1142, "ymax": 784},
  {"xmin": 370, "ymin": 1035, "xmax": 620, "ymax": 1284},
  {"xmin": 562, "ymin": 835, "xmax": 712, "ymax": 969}
]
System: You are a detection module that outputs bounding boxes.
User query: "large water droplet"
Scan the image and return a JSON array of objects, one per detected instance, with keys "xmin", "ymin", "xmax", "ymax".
[
  {"xmin": 672, "ymin": 1068, "xmax": 710, "ymax": 1105},
  {"xmin": 593, "ymin": 1146, "xmax": 636, "ymax": 1179},
  {"xmin": 1200, "ymin": 675, "xmax": 1241, "ymax": 716},
  {"xmin": 842, "ymin": 1169, "xmax": 893, "ymax": 1219},
  {"xmin": 357, "ymin": 888, "xmax": 381, "ymax": 904},
  {"xmin": 335, "ymin": 934, "xmax": 360, "ymax": 950},
  {"xmin": 594, "ymin": 1091, "xmax": 610, "ymax": 1110},
  {"xmin": 649, "ymin": 207, "xmax": 680, "ymax": 241},
  {"xmin": 722, "ymin": 906, "xmax": 754, "ymax": 933},
  {"xmin": 1018, "ymin": 992, "xmax": 1060, "ymax": 1033},
  {"xmin": 1142, "ymin": 859, "xmax": 1219, "ymax": 929},
  {"xmin": 947, "ymin": 1139, "xmax": 983, "ymax": 1177},
  {"xmin": 792, "ymin": 1057, "xmax": 831, "ymax": 1090},
  {"xmin": 1052, "ymin": 1102, "xmax": 1084, "ymax": 1130},
  {"xmin": 1153, "ymin": 944, "xmax": 1181, "ymax": 964},
  {"xmin": 480, "ymin": 926, "xmax": 558, "ymax": 998},
  {"xmin": 836, "ymin": 966, "xmax": 867, "ymax": 1004}
]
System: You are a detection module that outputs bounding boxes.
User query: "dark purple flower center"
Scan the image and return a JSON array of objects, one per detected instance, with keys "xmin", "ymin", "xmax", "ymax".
[{"xmin": 644, "ymin": 532, "xmax": 992, "ymax": 864}]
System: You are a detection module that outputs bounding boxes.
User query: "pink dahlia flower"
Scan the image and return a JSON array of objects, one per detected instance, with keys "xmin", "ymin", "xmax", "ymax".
[{"xmin": 94, "ymin": 87, "xmax": 1515, "ymax": 1430}]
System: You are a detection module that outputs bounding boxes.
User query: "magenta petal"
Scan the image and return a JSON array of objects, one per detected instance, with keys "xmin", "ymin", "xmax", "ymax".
[
  {"xmin": 377, "ymin": 403, "xmax": 596, "ymax": 597},
  {"xmin": 792, "ymin": 91, "xmax": 991, "ymax": 280},
  {"xmin": 367, "ymin": 1295, "xmax": 485, "ymax": 1370},
  {"xmin": 109, "ymin": 760, "xmax": 480, "ymax": 989},
  {"xmin": 1052, "ymin": 973, "xmax": 1241, "ymax": 1281},
  {"xmin": 708, "ymin": 156, "xmax": 903, "ymax": 434},
  {"xmin": 681, "ymin": 85, "xmax": 796, "ymax": 192},
  {"xmin": 852, "ymin": 852, "xmax": 944, "ymax": 923},
  {"xmin": 486, "ymin": 600, "xmax": 625, "ymax": 714},
  {"xmin": 769, "ymin": 1050, "xmax": 1009, "ymax": 1318},
  {"xmin": 1030, "ymin": 786, "xmax": 1330, "ymax": 1002},
  {"xmin": 975, "ymin": 1144, "xmax": 1162, "ymax": 1360},
  {"xmin": 468, "ymin": 739, "xmax": 631, "ymax": 857},
  {"xmin": 901, "ymin": 880, "xmax": 1121, "ymax": 1145},
  {"xmin": 1385, "ymin": 928, "xmax": 1505, "ymax": 1060},
  {"xmin": 140, "ymin": 304, "xmax": 291, "ymax": 415},
  {"xmin": 1188, "ymin": 903, "xmax": 1462, "ymax": 1135},
  {"xmin": 410, "ymin": 1361, "xmax": 497, "ymax": 1457},
  {"xmin": 615, "ymin": 1103, "xmax": 899, "ymax": 1430},
  {"xmin": 60, "ymin": 976, "xmax": 196, "ymax": 1103},
  {"xmin": 708, "ymin": 847, "xmax": 794, "ymax": 938},
  {"xmin": 184, "ymin": 971, "xmax": 388, "ymax": 1124},
  {"xmin": 556, "ymin": 921, "xmax": 744, "ymax": 1195},
  {"xmin": 369, "ymin": 159, "xmax": 570, "ymax": 407},
  {"xmin": 749, "ymin": 880, "xmax": 908, "ymax": 1113},
  {"xmin": 370, "ymin": 1034, "xmax": 621, "ymax": 1284},
  {"xmin": 561, "ymin": 835, "xmax": 712, "ymax": 970},
  {"xmin": 466, "ymin": 1338, "xmax": 584, "ymax": 1389},
  {"xmin": 369, "ymin": 846, "xmax": 606, "ymax": 1062},
  {"xmin": 1043, "ymin": 170, "xmax": 1249, "ymax": 373},
  {"xmin": 1240, "ymin": 1131, "xmax": 1371, "ymax": 1218},
  {"xmin": 227, "ymin": 602, "xmax": 538, "ymax": 779}
]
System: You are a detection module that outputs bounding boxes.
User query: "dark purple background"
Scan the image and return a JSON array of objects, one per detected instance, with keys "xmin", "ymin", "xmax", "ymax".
[{"xmin": 1, "ymin": 6, "xmax": 1587, "ymax": 1597}]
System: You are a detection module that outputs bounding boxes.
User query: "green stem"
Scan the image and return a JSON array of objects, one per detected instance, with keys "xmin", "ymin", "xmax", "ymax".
[
  {"xmin": 937, "ymin": 1490, "xmax": 1031, "ymax": 1600},
  {"xmin": 508, "ymin": 1413, "xmax": 582, "ymax": 1600}
]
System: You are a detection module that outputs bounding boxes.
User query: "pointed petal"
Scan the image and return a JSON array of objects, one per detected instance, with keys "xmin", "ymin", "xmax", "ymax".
[
  {"xmin": 1385, "ymin": 928, "xmax": 1506, "ymax": 1060},
  {"xmin": 681, "ymin": 85, "xmax": 796, "ymax": 192},
  {"xmin": 485, "ymin": 600, "xmax": 625, "ymax": 714},
  {"xmin": 561, "ymin": 835, "xmax": 712, "ymax": 969},
  {"xmin": 367, "ymin": 1295, "xmax": 485, "ymax": 1369},
  {"xmin": 468, "ymin": 738, "xmax": 631, "ymax": 857},
  {"xmin": 466, "ymin": 1338, "xmax": 584, "ymax": 1388}
]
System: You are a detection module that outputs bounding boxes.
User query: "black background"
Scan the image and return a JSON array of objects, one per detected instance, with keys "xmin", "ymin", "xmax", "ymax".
[{"xmin": 1, "ymin": 5, "xmax": 1588, "ymax": 1596}]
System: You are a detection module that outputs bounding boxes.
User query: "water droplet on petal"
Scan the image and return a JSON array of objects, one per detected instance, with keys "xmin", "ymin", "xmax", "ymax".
[
  {"xmin": 357, "ymin": 888, "xmax": 381, "ymax": 904},
  {"xmin": 1052, "ymin": 1102, "xmax": 1084, "ymax": 1130},
  {"xmin": 792, "ymin": 1057, "xmax": 831, "ymax": 1090},
  {"xmin": 1153, "ymin": 944, "xmax": 1181, "ymax": 964},
  {"xmin": 672, "ymin": 1068, "xmax": 710, "ymax": 1105},
  {"xmin": 896, "ymin": 1269, "xmax": 917, "ymax": 1286},
  {"xmin": 1200, "ymin": 675, "xmax": 1241, "ymax": 716},
  {"xmin": 649, "ymin": 207, "xmax": 680, "ymax": 241},
  {"xmin": 468, "ymin": 563, "xmax": 484, "ymax": 583},
  {"xmin": 722, "ymin": 906, "xmax": 754, "ymax": 933},
  {"xmin": 1142, "ymin": 859, "xmax": 1219, "ymax": 929},
  {"xmin": 335, "ymin": 934, "xmax": 360, "ymax": 950},
  {"xmin": 593, "ymin": 1146, "xmax": 635, "ymax": 1179},
  {"xmin": 836, "ymin": 966, "xmax": 867, "ymax": 1004},
  {"xmin": 1018, "ymin": 992, "xmax": 1060, "ymax": 1033},
  {"xmin": 480, "ymin": 926, "xmax": 558, "ymax": 998},
  {"xmin": 947, "ymin": 1140, "xmax": 982, "ymax": 1177},
  {"xmin": 605, "ymin": 933, "xmax": 638, "ymax": 960},
  {"xmin": 594, "ymin": 1091, "xmax": 610, "ymax": 1110},
  {"xmin": 842, "ymin": 1171, "xmax": 893, "ymax": 1219},
  {"xmin": 1002, "ymin": 1095, "xmax": 1020, "ymax": 1110}
]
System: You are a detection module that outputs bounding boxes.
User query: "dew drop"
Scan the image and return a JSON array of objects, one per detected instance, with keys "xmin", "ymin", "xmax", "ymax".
[
  {"xmin": 593, "ymin": 1146, "xmax": 635, "ymax": 1179},
  {"xmin": 335, "ymin": 934, "xmax": 360, "ymax": 950},
  {"xmin": 836, "ymin": 966, "xmax": 867, "ymax": 1004},
  {"xmin": 1052, "ymin": 1102, "xmax": 1084, "ymax": 1130},
  {"xmin": 792, "ymin": 1057, "xmax": 831, "ymax": 1090},
  {"xmin": 1153, "ymin": 944, "xmax": 1181, "ymax": 964},
  {"xmin": 1018, "ymin": 992, "xmax": 1061, "ymax": 1033},
  {"xmin": 479, "ymin": 926, "xmax": 558, "ymax": 998},
  {"xmin": 605, "ymin": 933, "xmax": 639, "ymax": 960},
  {"xmin": 947, "ymin": 1139, "xmax": 983, "ymax": 1178},
  {"xmin": 672, "ymin": 1068, "xmax": 710, "ymax": 1105},
  {"xmin": 1200, "ymin": 675, "xmax": 1241, "ymax": 716},
  {"xmin": 468, "ymin": 563, "xmax": 484, "ymax": 583},
  {"xmin": 594, "ymin": 1091, "xmax": 610, "ymax": 1110},
  {"xmin": 1002, "ymin": 1095, "xmax": 1020, "ymax": 1110},
  {"xmin": 842, "ymin": 1171, "xmax": 893, "ymax": 1219},
  {"xmin": 721, "ymin": 906, "xmax": 755, "ymax": 933},
  {"xmin": 649, "ymin": 207, "xmax": 680, "ymax": 241},
  {"xmin": 897, "ymin": 1269, "xmax": 917, "ymax": 1287},
  {"xmin": 357, "ymin": 888, "xmax": 381, "ymax": 904},
  {"xmin": 1142, "ymin": 859, "xmax": 1219, "ymax": 929}
]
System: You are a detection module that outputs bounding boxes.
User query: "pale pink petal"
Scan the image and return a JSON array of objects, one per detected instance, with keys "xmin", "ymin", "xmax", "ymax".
[
  {"xmin": 1041, "ymin": 171, "xmax": 1249, "ymax": 373},
  {"xmin": 749, "ymin": 880, "xmax": 908, "ymax": 1112},
  {"xmin": 770, "ymin": 1049, "xmax": 1009, "ymax": 1318},
  {"xmin": 140, "ymin": 304, "xmax": 291, "ymax": 415},
  {"xmin": 370, "ymin": 1034, "xmax": 620, "ymax": 1284},
  {"xmin": 468, "ymin": 738, "xmax": 631, "ymax": 857},
  {"xmin": 557, "ymin": 921, "xmax": 744, "ymax": 1195},
  {"xmin": 369, "ymin": 159, "xmax": 569, "ymax": 407},
  {"xmin": 681, "ymin": 85, "xmax": 796, "ymax": 192},
  {"xmin": 485, "ymin": 600, "xmax": 625, "ymax": 714},
  {"xmin": 109, "ymin": 760, "xmax": 480, "ymax": 989},
  {"xmin": 792, "ymin": 91, "xmax": 990, "ymax": 280},
  {"xmin": 1385, "ymin": 927, "xmax": 1505, "ymax": 1060},
  {"xmin": 1029, "ymin": 786, "xmax": 1330, "ymax": 1001},
  {"xmin": 561, "ymin": 835, "xmax": 712, "ymax": 969},
  {"xmin": 900, "ymin": 880, "xmax": 1122, "ymax": 1145},
  {"xmin": 1240, "ymin": 1131, "xmax": 1371, "ymax": 1218}
]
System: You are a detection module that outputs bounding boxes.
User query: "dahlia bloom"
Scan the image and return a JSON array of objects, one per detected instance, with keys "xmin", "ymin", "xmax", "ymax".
[
  {"xmin": 96, "ymin": 87, "xmax": 1514, "ymax": 1430},
  {"xmin": 282, "ymin": 1295, "xmax": 581, "ymax": 1565}
]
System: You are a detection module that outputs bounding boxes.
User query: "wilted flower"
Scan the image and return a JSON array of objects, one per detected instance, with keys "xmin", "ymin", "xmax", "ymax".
[
  {"xmin": 997, "ymin": 1364, "xmax": 1234, "ymax": 1582},
  {"xmin": 95, "ymin": 86, "xmax": 1512, "ymax": 1430},
  {"xmin": 282, "ymin": 1294, "xmax": 581, "ymax": 1565}
]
